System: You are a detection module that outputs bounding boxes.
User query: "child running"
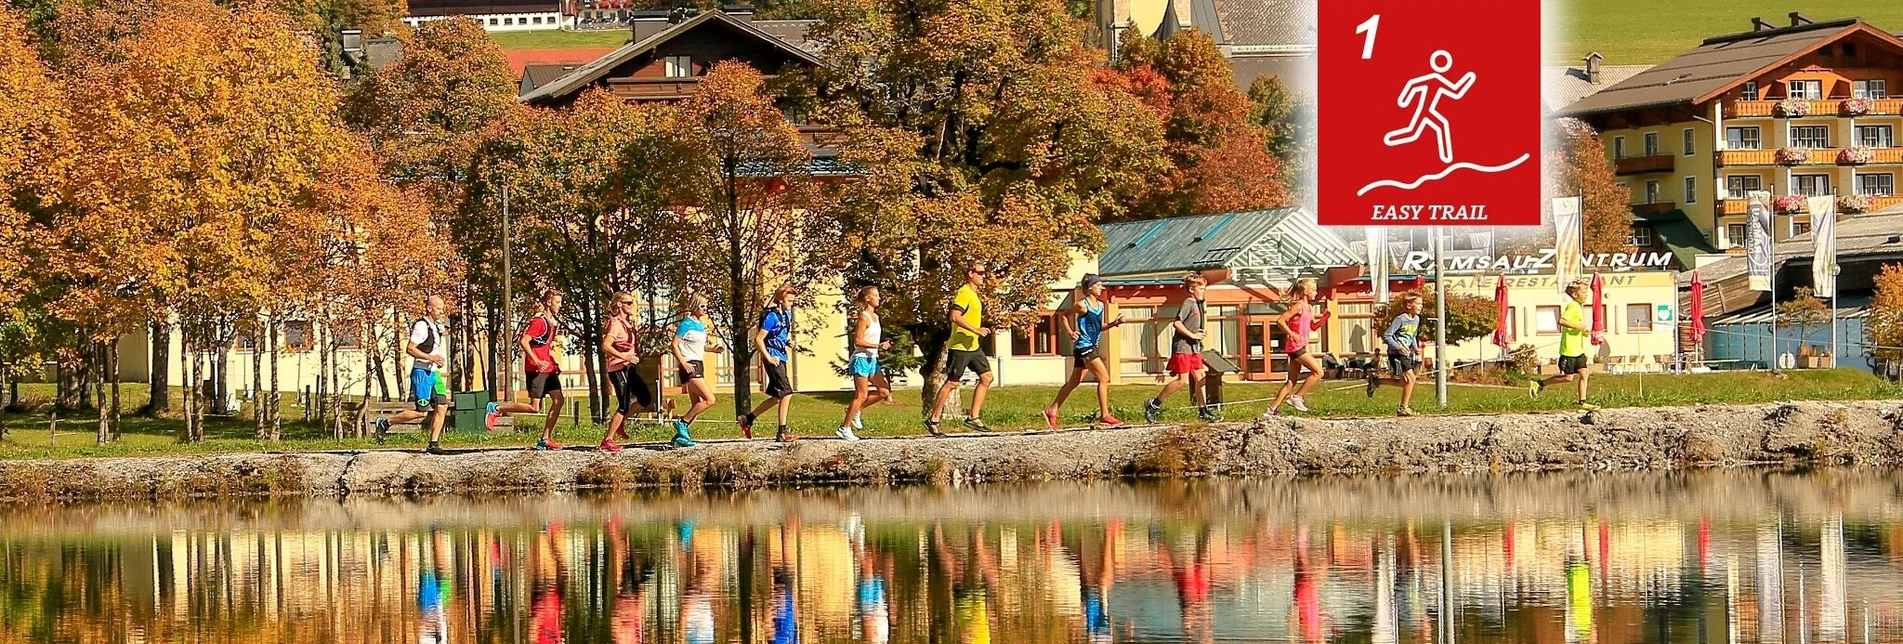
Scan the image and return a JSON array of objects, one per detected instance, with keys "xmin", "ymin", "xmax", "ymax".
[
  {"xmin": 1042, "ymin": 274, "xmax": 1127, "ymax": 430},
  {"xmin": 1144, "ymin": 273, "xmax": 1219, "ymax": 424},
  {"xmin": 599, "ymin": 291, "xmax": 655, "ymax": 452},
  {"xmin": 926, "ymin": 261, "xmax": 994, "ymax": 436},
  {"xmin": 837, "ymin": 286, "xmax": 891, "ymax": 443},
  {"xmin": 1264, "ymin": 278, "xmax": 1331, "ymax": 417},
  {"xmin": 740, "ymin": 285, "xmax": 800, "ymax": 443},
  {"xmin": 670, "ymin": 292, "xmax": 722, "ymax": 448},
  {"xmin": 1529, "ymin": 281, "xmax": 1602, "ymax": 410},
  {"xmin": 1366, "ymin": 292, "xmax": 1424, "ymax": 416},
  {"xmin": 485, "ymin": 288, "xmax": 568, "ymax": 450}
]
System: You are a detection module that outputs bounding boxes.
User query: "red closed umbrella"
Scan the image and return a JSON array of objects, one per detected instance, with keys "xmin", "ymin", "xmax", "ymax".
[
  {"xmin": 1492, "ymin": 274, "xmax": 1514, "ymax": 351},
  {"xmin": 1411, "ymin": 275, "xmax": 1426, "ymax": 291},
  {"xmin": 1589, "ymin": 272, "xmax": 1606, "ymax": 345},
  {"xmin": 1689, "ymin": 271, "xmax": 1708, "ymax": 345}
]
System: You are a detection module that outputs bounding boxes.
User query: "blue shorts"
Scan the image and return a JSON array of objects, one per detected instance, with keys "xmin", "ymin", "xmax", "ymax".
[
  {"xmin": 850, "ymin": 355, "xmax": 880, "ymax": 379},
  {"xmin": 411, "ymin": 368, "xmax": 448, "ymax": 410}
]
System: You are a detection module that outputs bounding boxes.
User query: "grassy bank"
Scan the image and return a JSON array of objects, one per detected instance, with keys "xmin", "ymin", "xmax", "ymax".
[
  {"xmin": 488, "ymin": 29, "xmax": 629, "ymax": 51},
  {"xmin": 0, "ymin": 369, "xmax": 1895, "ymax": 460},
  {"xmin": 1555, "ymin": 0, "xmax": 1903, "ymax": 64}
]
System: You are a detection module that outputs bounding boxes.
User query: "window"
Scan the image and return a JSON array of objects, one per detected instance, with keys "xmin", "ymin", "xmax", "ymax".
[
  {"xmin": 1856, "ymin": 80, "xmax": 1889, "ymax": 99},
  {"xmin": 1684, "ymin": 176, "xmax": 1698, "ymax": 203},
  {"xmin": 1625, "ymin": 304, "xmax": 1653, "ymax": 332},
  {"xmin": 1860, "ymin": 173, "xmax": 1895, "ymax": 196},
  {"xmin": 1644, "ymin": 180, "xmax": 1661, "ymax": 204},
  {"xmin": 1859, "ymin": 125, "xmax": 1893, "ymax": 148},
  {"xmin": 1793, "ymin": 220, "xmax": 1812, "ymax": 236},
  {"xmin": 1116, "ymin": 306, "xmax": 1163, "ymax": 377},
  {"xmin": 1726, "ymin": 127, "xmax": 1761, "ymax": 150},
  {"xmin": 532, "ymin": 16, "xmax": 542, "ymax": 24},
  {"xmin": 1683, "ymin": 128, "xmax": 1696, "ymax": 156},
  {"xmin": 1788, "ymin": 80, "xmax": 1822, "ymax": 100},
  {"xmin": 1337, "ymin": 302, "xmax": 1377, "ymax": 354},
  {"xmin": 1795, "ymin": 174, "xmax": 1831, "ymax": 197},
  {"xmin": 664, "ymin": 55, "xmax": 693, "ymax": 78},
  {"xmin": 1726, "ymin": 175, "xmax": 1762, "ymax": 198},
  {"xmin": 1726, "ymin": 223, "xmax": 1748, "ymax": 248},
  {"xmin": 1743, "ymin": 81, "xmax": 1760, "ymax": 101},
  {"xmin": 333, "ymin": 325, "xmax": 362, "ymax": 350},
  {"xmin": 1535, "ymin": 306, "xmax": 1561, "ymax": 334},
  {"xmin": 284, "ymin": 321, "xmax": 314, "ymax": 351},
  {"xmin": 1845, "ymin": 42, "xmax": 1859, "ymax": 58},
  {"xmin": 236, "ymin": 333, "xmax": 257, "ymax": 351},
  {"xmin": 504, "ymin": 17, "xmax": 513, "ymax": 25},
  {"xmin": 1629, "ymin": 225, "xmax": 1655, "ymax": 247},
  {"xmin": 1790, "ymin": 125, "xmax": 1830, "ymax": 149},
  {"xmin": 1613, "ymin": 136, "xmax": 1626, "ymax": 159},
  {"xmin": 1643, "ymin": 132, "xmax": 1660, "ymax": 156},
  {"xmin": 1011, "ymin": 314, "xmax": 1059, "ymax": 356}
]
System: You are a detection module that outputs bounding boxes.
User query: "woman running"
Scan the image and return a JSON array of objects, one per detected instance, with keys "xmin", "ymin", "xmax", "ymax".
[
  {"xmin": 837, "ymin": 286, "xmax": 891, "ymax": 443},
  {"xmin": 1265, "ymin": 278, "xmax": 1330, "ymax": 416},
  {"xmin": 1041, "ymin": 274, "xmax": 1127, "ymax": 431},
  {"xmin": 599, "ymin": 291, "xmax": 654, "ymax": 452},
  {"xmin": 670, "ymin": 292, "xmax": 722, "ymax": 448}
]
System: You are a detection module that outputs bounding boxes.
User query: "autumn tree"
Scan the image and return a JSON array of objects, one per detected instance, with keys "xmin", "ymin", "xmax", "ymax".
[
  {"xmin": 1525, "ymin": 118, "xmax": 1636, "ymax": 256},
  {"xmin": 1374, "ymin": 289, "xmax": 1495, "ymax": 346},
  {"xmin": 1248, "ymin": 74, "xmax": 1315, "ymax": 201},
  {"xmin": 0, "ymin": 8, "xmax": 64, "ymax": 422},
  {"xmin": 1776, "ymin": 286, "xmax": 1831, "ymax": 352},
  {"xmin": 801, "ymin": 0, "xmax": 1168, "ymax": 409},
  {"xmin": 1869, "ymin": 264, "xmax": 1903, "ymax": 369}
]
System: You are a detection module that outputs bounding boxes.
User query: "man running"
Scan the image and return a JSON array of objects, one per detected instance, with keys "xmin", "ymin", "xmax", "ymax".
[
  {"xmin": 600, "ymin": 291, "xmax": 655, "ymax": 453},
  {"xmin": 1366, "ymin": 292, "xmax": 1424, "ymax": 416},
  {"xmin": 741, "ymin": 285, "xmax": 800, "ymax": 443},
  {"xmin": 1529, "ymin": 281, "xmax": 1601, "ymax": 410},
  {"xmin": 927, "ymin": 261, "xmax": 994, "ymax": 436},
  {"xmin": 377, "ymin": 294, "xmax": 451, "ymax": 454},
  {"xmin": 1145, "ymin": 273, "xmax": 1218, "ymax": 424},
  {"xmin": 486, "ymin": 288, "xmax": 568, "ymax": 450}
]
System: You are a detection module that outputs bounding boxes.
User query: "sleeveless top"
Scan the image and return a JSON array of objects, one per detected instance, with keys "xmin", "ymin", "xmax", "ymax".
[
  {"xmin": 604, "ymin": 316, "xmax": 634, "ymax": 372},
  {"xmin": 1075, "ymin": 299, "xmax": 1106, "ymax": 350},
  {"xmin": 851, "ymin": 310, "xmax": 882, "ymax": 359},
  {"xmin": 676, "ymin": 316, "xmax": 708, "ymax": 362},
  {"xmin": 1286, "ymin": 305, "xmax": 1314, "ymax": 353}
]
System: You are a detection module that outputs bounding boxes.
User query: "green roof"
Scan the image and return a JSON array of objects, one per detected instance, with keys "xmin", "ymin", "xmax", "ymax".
[
  {"xmin": 1097, "ymin": 208, "xmax": 1362, "ymax": 277},
  {"xmin": 1637, "ymin": 209, "xmax": 1714, "ymax": 268}
]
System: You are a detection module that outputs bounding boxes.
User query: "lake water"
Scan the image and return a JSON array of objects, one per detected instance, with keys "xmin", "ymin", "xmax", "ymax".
[{"xmin": 2, "ymin": 470, "xmax": 1902, "ymax": 643}]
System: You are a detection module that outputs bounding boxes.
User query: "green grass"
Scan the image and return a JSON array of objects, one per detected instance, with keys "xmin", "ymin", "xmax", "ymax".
[
  {"xmin": 1553, "ymin": 0, "xmax": 1903, "ymax": 64},
  {"xmin": 488, "ymin": 29, "xmax": 630, "ymax": 52},
  {"xmin": 1, "ymin": 369, "xmax": 1896, "ymax": 460}
]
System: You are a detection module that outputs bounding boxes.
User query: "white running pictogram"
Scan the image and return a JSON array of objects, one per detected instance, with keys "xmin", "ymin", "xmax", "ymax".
[{"xmin": 1382, "ymin": 50, "xmax": 1474, "ymax": 163}]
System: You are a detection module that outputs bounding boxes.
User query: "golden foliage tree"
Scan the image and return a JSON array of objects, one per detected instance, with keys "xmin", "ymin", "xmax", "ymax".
[{"xmin": 1870, "ymin": 264, "xmax": 1903, "ymax": 368}]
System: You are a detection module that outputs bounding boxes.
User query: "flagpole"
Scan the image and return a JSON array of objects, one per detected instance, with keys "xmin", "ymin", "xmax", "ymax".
[
  {"xmin": 1434, "ymin": 229, "xmax": 1448, "ymax": 408},
  {"xmin": 1830, "ymin": 264, "xmax": 1840, "ymax": 369}
]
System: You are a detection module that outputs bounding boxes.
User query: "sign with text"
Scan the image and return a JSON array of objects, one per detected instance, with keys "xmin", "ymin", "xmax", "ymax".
[{"xmin": 1318, "ymin": 0, "xmax": 1541, "ymax": 226}]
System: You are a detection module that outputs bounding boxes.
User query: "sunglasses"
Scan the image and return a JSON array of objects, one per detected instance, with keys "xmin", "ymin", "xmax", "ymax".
[{"xmin": 616, "ymin": 300, "xmax": 635, "ymax": 306}]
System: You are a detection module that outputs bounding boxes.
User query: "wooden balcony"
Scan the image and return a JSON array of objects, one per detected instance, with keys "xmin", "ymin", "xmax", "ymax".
[
  {"xmin": 608, "ymin": 77, "xmax": 700, "ymax": 100},
  {"xmin": 1864, "ymin": 195, "xmax": 1903, "ymax": 212},
  {"xmin": 1630, "ymin": 202, "xmax": 1676, "ymax": 216},
  {"xmin": 1720, "ymin": 194, "xmax": 1903, "ymax": 215},
  {"xmin": 1614, "ymin": 154, "xmax": 1676, "ymax": 175},
  {"xmin": 1718, "ymin": 149, "xmax": 1778, "ymax": 166},
  {"xmin": 1727, "ymin": 98, "xmax": 1903, "ymax": 118},
  {"xmin": 1712, "ymin": 147, "xmax": 1903, "ymax": 166}
]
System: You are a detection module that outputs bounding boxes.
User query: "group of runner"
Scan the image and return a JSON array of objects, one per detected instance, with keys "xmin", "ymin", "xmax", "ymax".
[{"xmin": 382, "ymin": 265, "xmax": 1603, "ymax": 454}]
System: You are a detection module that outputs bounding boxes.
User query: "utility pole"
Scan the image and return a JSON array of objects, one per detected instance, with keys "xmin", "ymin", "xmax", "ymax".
[
  {"xmin": 1434, "ymin": 229, "xmax": 1448, "ymax": 408},
  {"xmin": 501, "ymin": 184, "xmax": 513, "ymax": 403}
]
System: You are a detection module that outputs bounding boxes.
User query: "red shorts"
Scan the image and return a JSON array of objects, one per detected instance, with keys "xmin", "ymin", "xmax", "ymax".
[{"xmin": 1166, "ymin": 352, "xmax": 1204, "ymax": 375}]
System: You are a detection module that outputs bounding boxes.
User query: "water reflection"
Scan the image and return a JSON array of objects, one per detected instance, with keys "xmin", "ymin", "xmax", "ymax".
[{"xmin": 5, "ymin": 471, "xmax": 1903, "ymax": 643}]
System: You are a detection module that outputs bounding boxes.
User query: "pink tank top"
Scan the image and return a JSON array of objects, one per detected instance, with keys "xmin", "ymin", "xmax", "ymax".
[{"xmin": 1286, "ymin": 306, "xmax": 1314, "ymax": 353}]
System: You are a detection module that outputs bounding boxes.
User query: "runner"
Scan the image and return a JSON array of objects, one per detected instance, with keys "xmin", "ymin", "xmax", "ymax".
[
  {"xmin": 837, "ymin": 286, "xmax": 891, "ymax": 443},
  {"xmin": 600, "ymin": 291, "xmax": 655, "ymax": 453},
  {"xmin": 1145, "ymin": 273, "xmax": 1219, "ymax": 424},
  {"xmin": 671, "ymin": 292, "xmax": 722, "ymax": 448},
  {"xmin": 485, "ymin": 289, "xmax": 568, "ymax": 450},
  {"xmin": 927, "ymin": 261, "xmax": 995, "ymax": 436},
  {"xmin": 1366, "ymin": 292, "xmax": 1425, "ymax": 416},
  {"xmin": 740, "ymin": 285, "xmax": 800, "ymax": 443},
  {"xmin": 377, "ymin": 294, "xmax": 451, "ymax": 454},
  {"xmin": 1529, "ymin": 281, "xmax": 1602, "ymax": 410},
  {"xmin": 1264, "ymin": 278, "xmax": 1331, "ymax": 416},
  {"xmin": 1042, "ymin": 274, "xmax": 1127, "ymax": 430}
]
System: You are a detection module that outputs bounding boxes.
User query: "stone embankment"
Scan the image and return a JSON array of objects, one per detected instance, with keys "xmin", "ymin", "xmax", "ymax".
[{"xmin": 4, "ymin": 399, "xmax": 1901, "ymax": 502}]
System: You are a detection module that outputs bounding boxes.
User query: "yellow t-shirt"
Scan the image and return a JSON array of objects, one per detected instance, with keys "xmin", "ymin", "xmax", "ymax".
[{"xmin": 950, "ymin": 285, "xmax": 983, "ymax": 352}]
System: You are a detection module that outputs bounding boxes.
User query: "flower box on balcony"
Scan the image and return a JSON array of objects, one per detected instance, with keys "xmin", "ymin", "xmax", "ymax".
[
  {"xmin": 1841, "ymin": 98, "xmax": 1873, "ymax": 116},
  {"xmin": 1840, "ymin": 193, "xmax": 1873, "ymax": 214},
  {"xmin": 1773, "ymin": 195, "xmax": 1807, "ymax": 214},
  {"xmin": 1775, "ymin": 147, "xmax": 1811, "ymax": 165},
  {"xmin": 1839, "ymin": 146, "xmax": 1874, "ymax": 165},
  {"xmin": 1776, "ymin": 98, "xmax": 1812, "ymax": 117}
]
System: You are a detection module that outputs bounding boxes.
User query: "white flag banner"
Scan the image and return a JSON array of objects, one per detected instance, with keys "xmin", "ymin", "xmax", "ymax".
[
  {"xmin": 1746, "ymin": 191, "xmax": 1774, "ymax": 292},
  {"xmin": 1552, "ymin": 197, "xmax": 1583, "ymax": 291},
  {"xmin": 1389, "ymin": 242, "xmax": 1413, "ymax": 270},
  {"xmin": 1468, "ymin": 232, "xmax": 1493, "ymax": 250},
  {"xmin": 1367, "ymin": 226, "xmax": 1390, "ymax": 303},
  {"xmin": 1809, "ymin": 196, "xmax": 1837, "ymax": 298}
]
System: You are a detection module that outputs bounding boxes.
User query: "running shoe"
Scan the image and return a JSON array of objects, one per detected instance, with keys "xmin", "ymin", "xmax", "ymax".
[
  {"xmin": 1144, "ymin": 398, "xmax": 1162, "ymax": 424},
  {"xmin": 485, "ymin": 402, "xmax": 500, "ymax": 430},
  {"xmin": 1397, "ymin": 406, "xmax": 1416, "ymax": 417},
  {"xmin": 1260, "ymin": 407, "xmax": 1280, "ymax": 418},
  {"xmin": 534, "ymin": 438, "xmax": 563, "ymax": 451},
  {"xmin": 1198, "ymin": 407, "xmax": 1221, "ymax": 423},
  {"xmin": 776, "ymin": 429, "xmax": 801, "ymax": 443},
  {"xmin": 1577, "ymin": 401, "xmax": 1601, "ymax": 411},
  {"xmin": 1288, "ymin": 396, "xmax": 1310, "ymax": 413},
  {"xmin": 1366, "ymin": 375, "xmax": 1380, "ymax": 398},
  {"xmin": 598, "ymin": 439, "xmax": 623, "ymax": 453},
  {"xmin": 1527, "ymin": 380, "xmax": 1543, "ymax": 399},
  {"xmin": 1042, "ymin": 409, "xmax": 1060, "ymax": 432},
  {"xmin": 852, "ymin": 411, "xmax": 863, "ymax": 430},
  {"xmin": 374, "ymin": 418, "xmax": 390, "ymax": 444},
  {"xmin": 425, "ymin": 441, "xmax": 447, "ymax": 455},
  {"xmin": 1099, "ymin": 415, "xmax": 1126, "ymax": 428},
  {"xmin": 963, "ymin": 417, "xmax": 992, "ymax": 433},
  {"xmin": 738, "ymin": 413, "xmax": 755, "ymax": 440},
  {"xmin": 836, "ymin": 426, "xmax": 861, "ymax": 442},
  {"xmin": 671, "ymin": 419, "xmax": 696, "ymax": 447}
]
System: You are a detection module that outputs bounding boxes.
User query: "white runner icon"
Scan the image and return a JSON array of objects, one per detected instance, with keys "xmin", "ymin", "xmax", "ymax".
[{"xmin": 1359, "ymin": 49, "xmax": 1529, "ymax": 196}]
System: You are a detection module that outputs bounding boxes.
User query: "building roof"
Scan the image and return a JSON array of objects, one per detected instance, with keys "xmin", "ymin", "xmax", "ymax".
[
  {"xmin": 1204, "ymin": 0, "xmax": 1314, "ymax": 52},
  {"xmin": 407, "ymin": 0, "xmax": 556, "ymax": 17},
  {"xmin": 1635, "ymin": 209, "xmax": 1716, "ymax": 269},
  {"xmin": 1556, "ymin": 18, "xmax": 1893, "ymax": 117},
  {"xmin": 506, "ymin": 47, "xmax": 620, "ymax": 75},
  {"xmin": 517, "ymin": 10, "xmax": 823, "ymax": 104},
  {"xmin": 520, "ymin": 63, "xmax": 585, "ymax": 94},
  {"xmin": 1681, "ymin": 205, "xmax": 1903, "ymax": 286},
  {"xmin": 1097, "ymin": 208, "xmax": 1359, "ymax": 278},
  {"xmin": 751, "ymin": 19, "xmax": 820, "ymax": 53},
  {"xmin": 1541, "ymin": 62, "xmax": 1651, "ymax": 111}
]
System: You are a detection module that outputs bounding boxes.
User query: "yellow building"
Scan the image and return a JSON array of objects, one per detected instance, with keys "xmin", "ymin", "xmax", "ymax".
[{"xmin": 1558, "ymin": 16, "xmax": 1903, "ymax": 251}]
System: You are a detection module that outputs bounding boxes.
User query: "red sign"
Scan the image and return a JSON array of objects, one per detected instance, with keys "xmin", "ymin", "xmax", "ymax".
[{"xmin": 1317, "ymin": 1, "xmax": 1541, "ymax": 226}]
